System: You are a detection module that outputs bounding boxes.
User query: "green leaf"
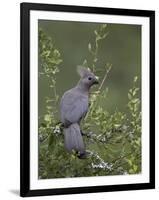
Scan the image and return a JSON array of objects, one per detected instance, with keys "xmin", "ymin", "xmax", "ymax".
[
  {"xmin": 44, "ymin": 114, "xmax": 51, "ymax": 122},
  {"xmin": 88, "ymin": 43, "xmax": 92, "ymax": 51},
  {"xmin": 133, "ymin": 165, "xmax": 138, "ymax": 172},
  {"xmin": 134, "ymin": 76, "xmax": 138, "ymax": 82},
  {"xmin": 132, "ymin": 98, "xmax": 139, "ymax": 104},
  {"xmin": 129, "ymin": 169, "xmax": 134, "ymax": 174},
  {"xmin": 128, "ymin": 93, "xmax": 132, "ymax": 100},
  {"xmin": 94, "ymin": 30, "xmax": 98, "ymax": 35},
  {"xmin": 82, "ymin": 59, "xmax": 88, "ymax": 67}
]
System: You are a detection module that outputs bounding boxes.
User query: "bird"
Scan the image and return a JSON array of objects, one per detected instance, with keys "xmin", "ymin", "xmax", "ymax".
[{"xmin": 60, "ymin": 66, "xmax": 99, "ymax": 159}]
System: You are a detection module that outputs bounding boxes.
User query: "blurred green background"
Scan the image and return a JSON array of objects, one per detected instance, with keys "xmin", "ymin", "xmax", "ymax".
[{"xmin": 38, "ymin": 20, "xmax": 141, "ymax": 119}]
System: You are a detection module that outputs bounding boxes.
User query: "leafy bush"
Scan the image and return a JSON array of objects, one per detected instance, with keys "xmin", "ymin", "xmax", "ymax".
[{"xmin": 38, "ymin": 25, "xmax": 141, "ymax": 179}]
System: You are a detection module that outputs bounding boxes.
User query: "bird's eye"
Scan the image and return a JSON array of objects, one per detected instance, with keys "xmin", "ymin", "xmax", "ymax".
[{"xmin": 88, "ymin": 77, "xmax": 92, "ymax": 80}]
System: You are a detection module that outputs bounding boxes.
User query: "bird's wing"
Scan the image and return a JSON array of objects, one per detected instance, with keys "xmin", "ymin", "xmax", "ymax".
[{"xmin": 60, "ymin": 91, "xmax": 88, "ymax": 124}]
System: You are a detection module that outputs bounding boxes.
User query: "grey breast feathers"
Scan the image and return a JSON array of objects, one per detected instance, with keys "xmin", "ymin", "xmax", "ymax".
[{"xmin": 60, "ymin": 90, "xmax": 88, "ymax": 124}]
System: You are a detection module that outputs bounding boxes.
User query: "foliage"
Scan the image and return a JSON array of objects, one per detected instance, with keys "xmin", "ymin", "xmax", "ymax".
[{"xmin": 38, "ymin": 25, "xmax": 141, "ymax": 179}]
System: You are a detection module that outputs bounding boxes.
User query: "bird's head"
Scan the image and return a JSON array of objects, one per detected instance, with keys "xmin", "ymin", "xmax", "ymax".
[{"xmin": 77, "ymin": 66, "xmax": 99, "ymax": 89}]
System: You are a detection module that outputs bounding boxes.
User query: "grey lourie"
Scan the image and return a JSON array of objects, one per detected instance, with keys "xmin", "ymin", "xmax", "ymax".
[{"xmin": 60, "ymin": 66, "xmax": 99, "ymax": 159}]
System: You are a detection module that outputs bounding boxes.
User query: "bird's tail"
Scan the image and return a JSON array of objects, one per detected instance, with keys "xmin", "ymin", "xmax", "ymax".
[{"xmin": 64, "ymin": 123, "xmax": 86, "ymax": 158}]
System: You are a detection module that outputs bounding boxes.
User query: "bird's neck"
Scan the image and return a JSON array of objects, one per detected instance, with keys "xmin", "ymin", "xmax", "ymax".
[{"xmin": 76, "ymin": 81, "xmax": 90, "ymax": 94}]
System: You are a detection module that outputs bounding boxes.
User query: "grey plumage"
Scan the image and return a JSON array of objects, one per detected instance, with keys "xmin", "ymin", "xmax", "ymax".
[
  {"xmin": 64, "ymin": 123, "xmax": 85, "ymax": 154},
  {"xmin": 60, "ymin": 66, "xmax": 99, "ymax": 158}
]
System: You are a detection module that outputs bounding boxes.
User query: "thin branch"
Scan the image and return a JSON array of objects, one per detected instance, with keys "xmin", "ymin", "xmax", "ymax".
[
  {"xmin": 98, "ymin": 64, "xmax": 112, "ymax": 91},
  {"xmin": 84, "ymin": 64, "xmax": 112, "ymax": 121}
]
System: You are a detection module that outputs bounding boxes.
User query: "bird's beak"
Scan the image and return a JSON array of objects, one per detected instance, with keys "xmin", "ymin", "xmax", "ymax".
[
  {"xmin": 94, "ymin": 76, "xmax": 99, "ymax": 84},
  {"xmin": 94, "ymin": 79, "xmax": 99, "ymax": 84}
]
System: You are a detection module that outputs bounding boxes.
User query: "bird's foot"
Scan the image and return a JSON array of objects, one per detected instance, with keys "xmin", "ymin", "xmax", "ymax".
[
  {"xmin": 81, "ymin": 130, "xmax": 86, "ymax": 136},
  {"xmin": 77, "ymin": 150, "xmax": 91, "ymax": 159}
]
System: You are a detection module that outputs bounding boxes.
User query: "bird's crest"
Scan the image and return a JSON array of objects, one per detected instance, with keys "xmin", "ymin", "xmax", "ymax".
[{"xmin": 77, "ymin": 66, "xmax": 92, "ymax": 78}]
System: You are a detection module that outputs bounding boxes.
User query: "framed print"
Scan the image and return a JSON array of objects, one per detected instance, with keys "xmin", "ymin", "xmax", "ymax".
[{"xmin": 20, "ymin": 2, "xmax": 155, "ymax": 197}]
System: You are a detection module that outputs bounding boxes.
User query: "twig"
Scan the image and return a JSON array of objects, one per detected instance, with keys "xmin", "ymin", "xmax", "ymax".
[
  {"xmin": 84, "ymin": 64, "xmax": 112, "ymax": 121},
  {"xmin": 98, "ymin": 64, "xmax": 112, "ymax": 91}
]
